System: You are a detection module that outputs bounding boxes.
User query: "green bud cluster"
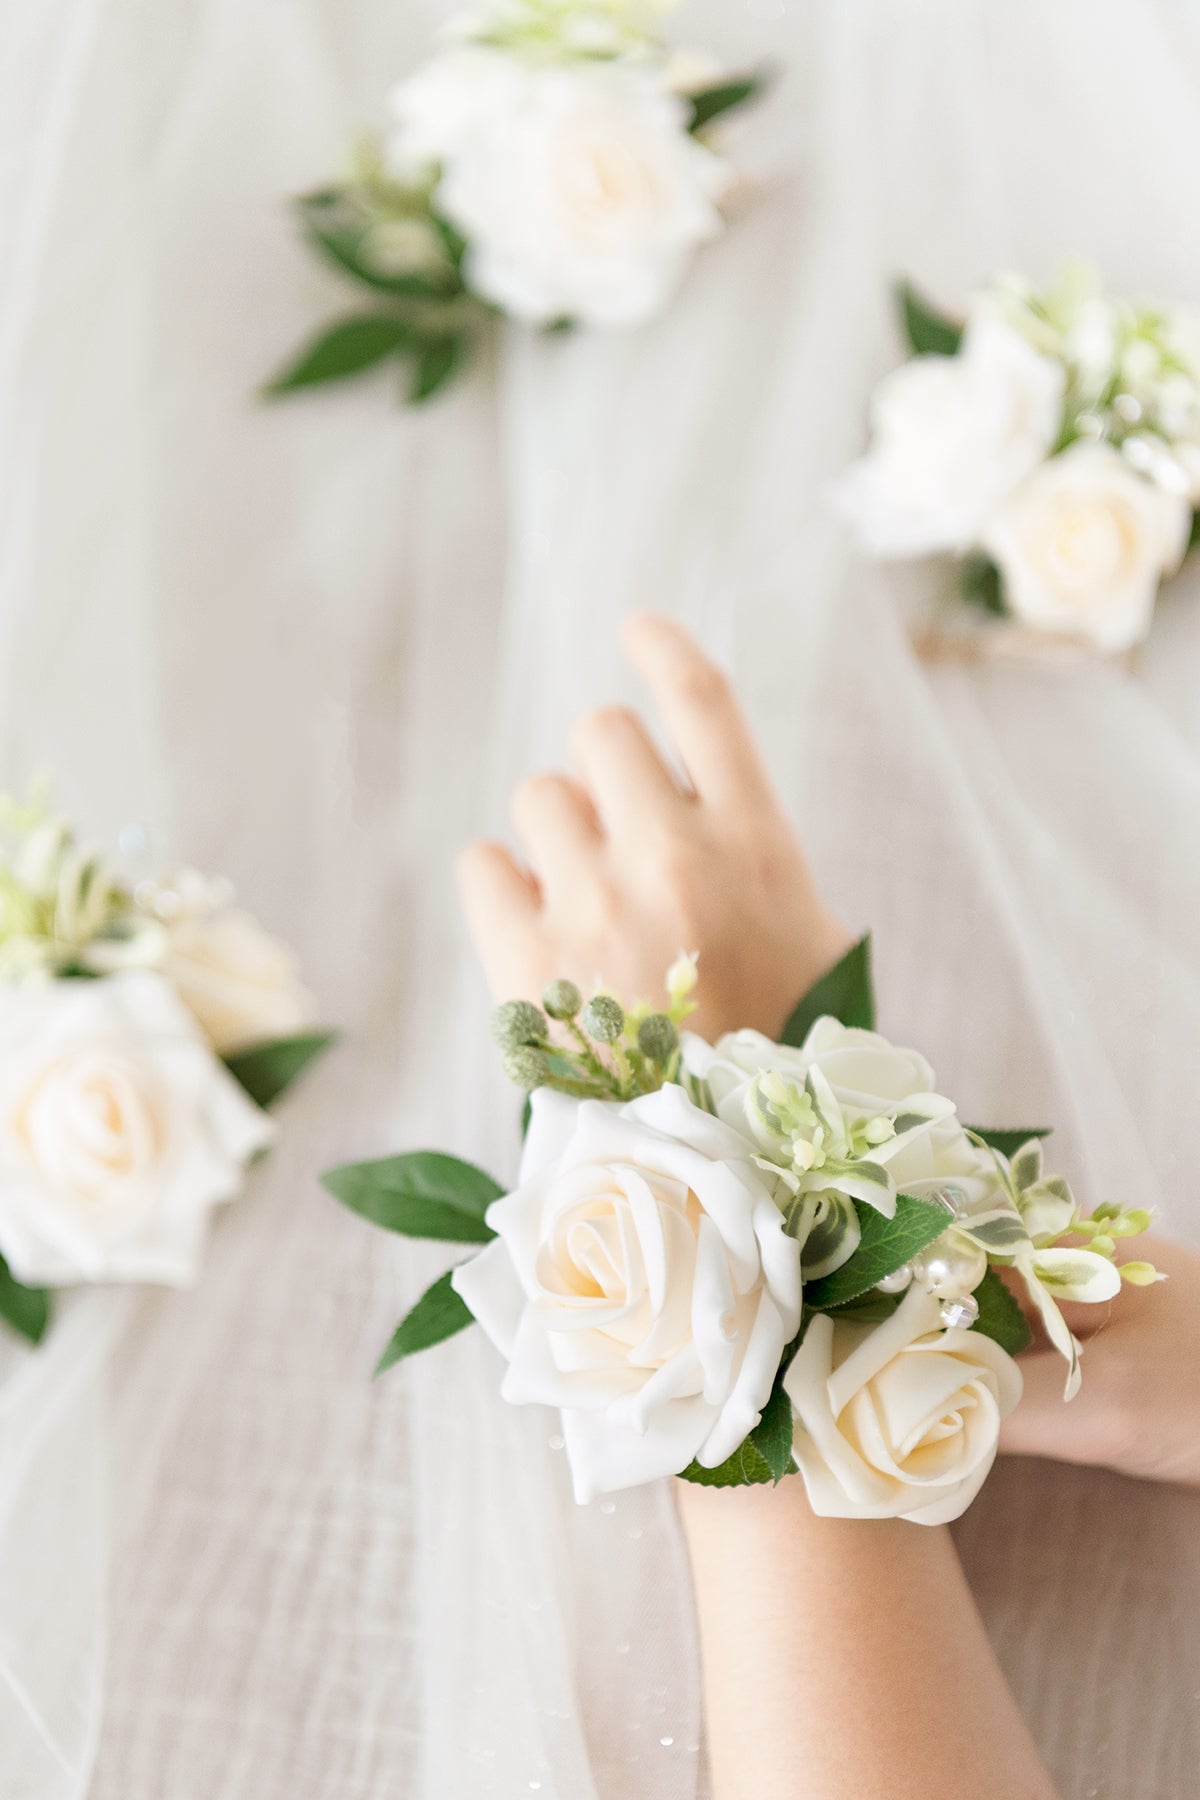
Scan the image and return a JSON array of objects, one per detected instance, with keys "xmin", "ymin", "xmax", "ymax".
[
  {"xmin": 492, "ymin": 966, "xmax": 691, "ymax": 1104},
  {"xmin": 581, "ymin": 995, "xmax": 624, "ymax": 1043},
  {"xmin": 490, "ymin": 999, "xmax": 548, "ymax": 1052},
  {"xmin": 542, "ymin": 979, "xmax": 582, "ymax": 1021},
  {"xmin": 636, "ymin": 1013, "xmax": 678, "ymax": 1064}
]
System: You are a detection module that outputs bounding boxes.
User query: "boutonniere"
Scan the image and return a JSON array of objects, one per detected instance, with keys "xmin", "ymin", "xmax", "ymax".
[
  {"xmin": 323, "ymin": 940, "xmax": 1159, "ymax": 1520},
  {"xmin": 838, "ymin": 265, "xmax": 1200, "ymax": 655},
  {"xmin": 0, "ymin": 792, "xmax": 333, "ymax": 1345},
  {"xmin": 263, "ymin": 0, "xmax": 767, "ymax": 406}
]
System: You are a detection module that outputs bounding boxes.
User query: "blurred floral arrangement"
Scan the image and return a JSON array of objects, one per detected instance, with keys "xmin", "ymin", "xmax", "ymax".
[
  {"xmin": 0, "ymin": 791, "xmax": 332, "ymax": 1344},
  {"xmin": 839, "ymin": 266, "xmax": 1200, "ymax": 653},
  {"xmin": 323, "ymin": 940, "xmax": 1159, "ymax": 1519},
  {"xmin": 264, "ymin": 0, "xmax": 766, "ymax": 405}
]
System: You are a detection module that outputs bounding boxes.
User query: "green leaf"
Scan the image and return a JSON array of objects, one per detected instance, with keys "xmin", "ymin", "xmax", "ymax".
[
  {"xmin": 966, "ymin": 1126, "xmax": 1052, "ymax": 1160},
  {"xmin": 1188, "ymin": 509, "xmax": 1200, "ymax": 556},
  {"xmin": 262, "ymin": 315, "xmax": 416, "ymax": 395},
  {"xmin": 969, "ymin": 1267, "xmax": 1033, "ymax": 1356},
  {"xmin": 223, "ymin": 1030, "xmax": 336, "ymax": 1109},
  {"xmin": 409, "ymin": 334, "xmax": 466, "ymax": 403},
  {"xmin": 781, "ymin": 934, "xmax": 874, "ymax": 1047},
  {"xmin": 322, "ymin": 1151, "xmax": 502, "ymax": 1243},
  {"xmin": 685, "ymin": 70, "xmax": 768, "ymax": 135},
  {"xmin": 896, "ymin": 279, "xmax": 964, "ymax": 357},
  {"xmin": 749, "ymin": 1371, "xmax": 795, "ymax": 1483},
  {"xmin": 296, "ymin": 192, "xmax": 456, "ymax": 300},
  {"xmin": 678, "ymin": 1434, "xmax": 774, "ymax": 1488},
  {"xmin": 960, "ymin": 554, "xmax": 1007, "ymax": 616},
  {"xmin": 375, "ymin": 1267, "xmax": 476, "ymax": 1374},
  {"xmin": 0, "ymin": 1255, "xmax": 51, "ymax": 1345},
  {"xmin": 804, "ymin": 1193, "xmax": 950, "ymax": 1310}
]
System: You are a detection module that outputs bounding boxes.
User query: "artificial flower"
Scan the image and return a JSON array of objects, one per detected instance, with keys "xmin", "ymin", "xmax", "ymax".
[
  {"xmin": 979, "ymin": 440, "xmax": 1191, "ymax": 652},
  {"xmin": 0, "ymin": 972, "xmax": 275, "ymax": 1288},
  {"xmin": 387, "ymin": 51, "xmax": 731, "ymax": 328},
  {"xmin": 161, "ymin": 874, "xmax": 317, "ymax": 1054},
  {"xmin": 785, "ymin": 1282, "xmax": 1022, "ymax": 1524},
  {"xmin": 836, "ymin": 309, "xmax": 1064, "ymax": 556},
  {"xmin": 452, "ymin": 1083, "xmax": 801, "ymax": 1502}
]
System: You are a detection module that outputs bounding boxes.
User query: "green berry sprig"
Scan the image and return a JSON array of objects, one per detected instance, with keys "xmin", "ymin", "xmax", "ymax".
[{"xmin": 491, "ymin": 968, "xmax": 687, "ymax": 1103}]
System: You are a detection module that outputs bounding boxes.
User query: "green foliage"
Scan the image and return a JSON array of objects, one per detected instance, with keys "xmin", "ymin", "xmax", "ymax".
[
  {"xmin": 0, "ymin": 1255, "xmax": 51, "ymax": 1345},
  {"xmin": 960, "ymin": 554, "xmax": 1007, "ymax": 616},
  {"xmin": 969, "ymin": 1267, "xmax": 1033, "ymax": 1356},
  {"xmin": 804, "ymin": 1194, "xmax": 950, "ymax": 1310},
  {"xmin": 375, "ymin": 1268, "xmax": 476, "ymax": 1374},
  {"xmin": 781, "ymin": 934, "xmax": 874, "ymax": 1047},
  {"xmin": 966, "ymin": 1126, "xmax": 1052, "ymax": 1160},
  {"xmin": 896, "ymin": 280, "xmax": 964, "ymax": 357},
  {"xmin": 223, "ymin": 1030, "xmax": 336, "ymax": 1109},
  {"xmin": 295, "ymin": 190, "xmax": 460, "ymax": 300},
  {"xmin": 409, "ymin": 335, "xmax": 468, "ymax": 403},
  {"xmin": 686, "ymin": 70, "xmax": 769, "ymax": 135},
  {"xmin": 678, "ymin": 1433, "xmax": 774, "ymax": 1488},
  {"xmin": 322, "ymin": 1152, "xmax": 502, "ymax": 1243},
  {"xmin": 678, "ymin": 1351, "xmax": 797, "ymax": 1488},
  {"xmin": 262, "ymin": 315, "xmax": 419, "ymax": 394}
]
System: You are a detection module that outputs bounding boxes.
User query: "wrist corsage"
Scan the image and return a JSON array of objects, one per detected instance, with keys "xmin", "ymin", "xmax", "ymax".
[
  {"xmin": 838, "ymin": 265, "xmax": 1200, "ymax": 655},
  {"xmin": 324, "ymin": 939, "xmax": 1158, "ymax": 1523},
  {"xmin": 264, "ymin": 0, "xmax": 766, "ymax": 406},
  {"xmin": 0, "ymin": 792, "xmax": 333, "ymax": 1345}
]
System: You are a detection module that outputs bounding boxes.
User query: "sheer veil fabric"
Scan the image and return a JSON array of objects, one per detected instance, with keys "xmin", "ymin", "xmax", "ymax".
[{"xmin": 1, "ymin": 0, "xmax": 1198, "ymax": 1796}]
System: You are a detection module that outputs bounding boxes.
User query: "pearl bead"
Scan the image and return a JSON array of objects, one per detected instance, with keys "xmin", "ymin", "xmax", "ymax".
[
  {"xmin": 940, "ymin": 1294, "xmax": 980, "ymax": 1330},
  {"xmin": 911, "ymin": 1237, "xmax": 987, "ymax": 1298},
  {"xmin": 875, "ymin": 1263, "xmax": 913, "ymax": 1295}
]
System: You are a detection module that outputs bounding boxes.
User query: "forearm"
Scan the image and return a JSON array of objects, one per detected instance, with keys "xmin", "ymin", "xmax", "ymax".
[{"xmin": 679, "ymin": 1478, "xmax": 1058, "ymax": 1800}]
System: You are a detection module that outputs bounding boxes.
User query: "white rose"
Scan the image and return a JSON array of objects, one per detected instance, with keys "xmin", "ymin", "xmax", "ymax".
[
  {"xmin": 980, "ymin": 440, "xmax": 1191, "ymax": 652},
  {"xmin": 387, "ymin": 49, "xmax": 730, "ymax": 327},
  {"xmin": 164, "ymin": 906, "xmax": 315, "ymax": 1054},
  {"xmin": 682, "ymin": 1017, "xmax": 998, "ymax": 1208},
  {"xmin": 452, "ymin": 1083, "xmax": 801, "ymax": 1502},
  {"xmin": 0, "ymin": 972, "xmax": 275, "ymax": 1286},
  {"xmin": 785, "ymin": 1283, "xmax": 1022, "ymax": 1524},
  {"xmin": 837, "ymin": 309, "xmax": 1064, "ymax": 555}
]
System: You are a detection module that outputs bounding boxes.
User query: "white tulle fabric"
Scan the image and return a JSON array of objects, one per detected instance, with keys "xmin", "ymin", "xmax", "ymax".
[{"xmin": 2, "ymin": 0, "xmax": 1199, "ymax": 1796}]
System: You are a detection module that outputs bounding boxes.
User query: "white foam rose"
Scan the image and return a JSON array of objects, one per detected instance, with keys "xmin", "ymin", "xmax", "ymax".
[
  {"xmin": 837, "ymin": 309, "xmax": 1064, "ymax": 555},
  {"xmin": 785, "ymin": 1283, "xmax": 1022, "ymax": 1524},
  {"xmin": 683, "ymin": 1017, "xmax": 1000, "ymax": 1210},
  {"xmin": 452, "ymin": 1084, "xmax": 801, "ymax": 1503},
  {"xmin": 158, "ymin": 874, "xmax": 315, "ymax": 1054},
  {"xmin": 0, "ymin": 972, "xmax": 275, "ymax": 1286},
  {"xmin": 980, "ymin": 440, "xmax": 1191, "ymax": 652},
  {"xmin": 388, "ymin": 49, "xmax": 730, "ymax": 327}
]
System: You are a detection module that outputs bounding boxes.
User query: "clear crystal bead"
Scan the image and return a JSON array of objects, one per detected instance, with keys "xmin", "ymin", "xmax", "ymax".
[{"xmin": 939, "ymin": 1294, "xmax": 980, "ymax": 1330}]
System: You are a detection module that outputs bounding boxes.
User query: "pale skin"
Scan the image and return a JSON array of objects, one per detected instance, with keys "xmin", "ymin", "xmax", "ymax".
[{"xmin": 458, "ymin": 611, "xmax": 1191, "ymax": 1798}]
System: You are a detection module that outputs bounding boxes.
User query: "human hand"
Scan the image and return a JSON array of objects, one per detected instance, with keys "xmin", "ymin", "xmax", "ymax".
[
  {"xmin": 457, "ymin": 613, "xmax": 851, "ymax": 1042},
  {"xmin": 1001, "ymin": 1232, "xmax": 1200, "ymax": 1487}
]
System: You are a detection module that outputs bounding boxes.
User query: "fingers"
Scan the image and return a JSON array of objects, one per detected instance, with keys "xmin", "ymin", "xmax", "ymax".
[
  {"xmin": 511, "ymin": 772, "xmax": 602, "ymax": 894},
  {"xmin": 456, "ymin": 841, "xmax": 539, "ymax": 970},
  {"xmin": 622, "ymin": 612, "xmax": 776, "ymax": 817},
  {"xmin": 570, "ymin": 703, "xmax": 685, "ymax": 836}
]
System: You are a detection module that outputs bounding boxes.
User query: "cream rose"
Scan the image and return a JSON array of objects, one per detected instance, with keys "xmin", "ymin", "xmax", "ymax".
[
  {"xmin": 785, "ymin": 1283, "xmax": 1022, "ymax": 1524},
  {"xmin": 682, "ymin": 1017, "xmax": 1000, "ymax": 1211},
  {"xmin": 164, "ymin": 904, "xmax": 315, "ymax": 1054},
  {"xmin": 452, "ymin": 1084, "xmax": 801, "ymax": 1502},
  {"xmin": 387, "ymin": 49, "xmax": 730, "ymax": 327},
  {"xmin": 0, "ymin": 972, "xmax": 275, "ymax": 1286},
  {"xmin": 837, "ymin": 309, "xmax": 1064, "ymax": 555},
  {"xmin": 980, "ymin": 440, "xmax": 1191, "ymax": 651}
]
